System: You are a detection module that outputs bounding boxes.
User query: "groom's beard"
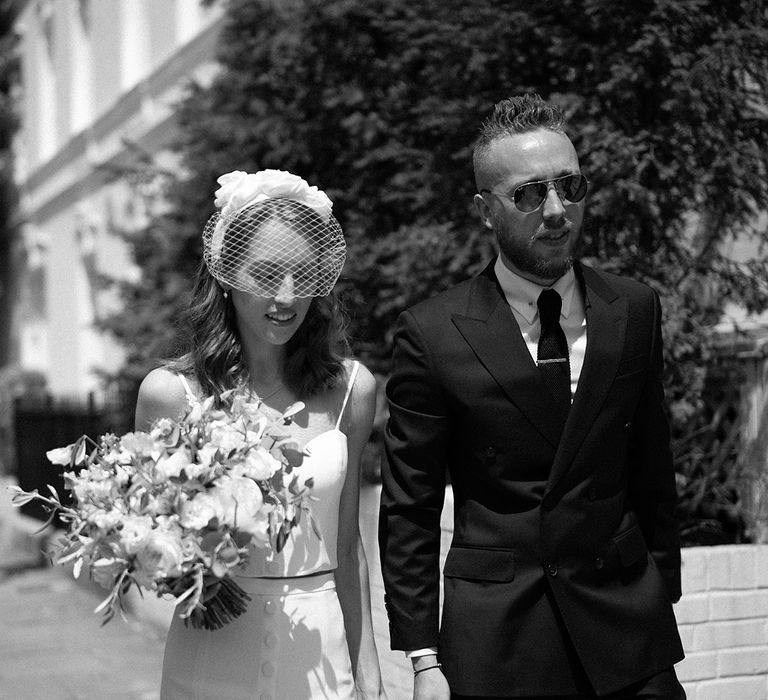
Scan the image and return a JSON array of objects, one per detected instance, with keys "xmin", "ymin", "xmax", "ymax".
[{"xmin": 494, "ymin": 222, "xmax": 577, "ymax": 281}]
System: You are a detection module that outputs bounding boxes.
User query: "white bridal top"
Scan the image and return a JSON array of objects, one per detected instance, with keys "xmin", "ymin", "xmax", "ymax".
[{"xmin": 177, "ymin": 361, "xmax": 359, "ymax": 579}]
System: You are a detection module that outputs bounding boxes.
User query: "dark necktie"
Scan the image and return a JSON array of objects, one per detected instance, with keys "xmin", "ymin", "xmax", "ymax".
[{"xmin": 537, "ymin": 289, "xmax": 571, "ymax": 419}]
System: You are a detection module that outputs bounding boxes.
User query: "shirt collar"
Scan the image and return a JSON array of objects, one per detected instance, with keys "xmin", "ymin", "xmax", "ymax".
[{"xmin": 494, "ymin": 255, "xmax": 577, "ymax": 325}]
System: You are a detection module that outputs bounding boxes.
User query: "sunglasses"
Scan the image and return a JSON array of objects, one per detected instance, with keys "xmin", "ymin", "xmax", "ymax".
[{"xmin": 481, "ymin": 173, "xmax": 589, "ymax": 213}]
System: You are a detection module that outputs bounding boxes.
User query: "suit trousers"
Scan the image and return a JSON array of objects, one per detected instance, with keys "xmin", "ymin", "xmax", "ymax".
[{"xmin": 450, "ymin": 667, "xmax": 686, "ymax": 699}]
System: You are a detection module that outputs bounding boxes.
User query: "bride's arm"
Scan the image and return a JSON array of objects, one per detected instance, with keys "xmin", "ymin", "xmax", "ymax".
[
  {"xmin": 335, "ymin": 363, "xmax": 388, "ymax": 699},
  {"xmin": 134, "ymin": 367, "xmax": 189, "ymax": 431}
]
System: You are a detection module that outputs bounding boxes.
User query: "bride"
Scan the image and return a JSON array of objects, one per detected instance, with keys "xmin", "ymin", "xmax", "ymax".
[{"xmin": 135, "ymin": 169, "xmax": 387, "ymax": 699}]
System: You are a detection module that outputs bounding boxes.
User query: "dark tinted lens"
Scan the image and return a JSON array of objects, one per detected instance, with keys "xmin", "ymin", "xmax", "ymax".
[
  {"xmin": 514, "ymin": 182, "xmax": 549, "ymax": 212},
  {"xmin": 556, "ymin": 174, "xmax": 588, "ymax": 202}
]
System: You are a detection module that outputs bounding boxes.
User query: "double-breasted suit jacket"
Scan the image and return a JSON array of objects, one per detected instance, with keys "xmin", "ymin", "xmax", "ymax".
[{"xmin": 379, "ymin": 260, "xmax": 684, "ymax": 697}]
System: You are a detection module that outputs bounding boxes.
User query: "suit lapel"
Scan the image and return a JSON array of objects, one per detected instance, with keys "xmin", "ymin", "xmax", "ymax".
[
  {"xmin": 547, "ymin": 263, "xmax": 627, "ymax": 490},
  {"xmin": 451, "ymin": 264, "xmax": 564, "ymax": 450}
]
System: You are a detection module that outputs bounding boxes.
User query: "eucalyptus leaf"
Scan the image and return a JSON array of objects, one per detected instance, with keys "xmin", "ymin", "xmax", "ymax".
[
  {"xmin": 280, "ymin": 443, "xmax": 304, "ymax": 469},
  {"xmin": 73, "ymin": 436, "xmax": 88, "ymax": 467},
  {"xmin": 281, "ymin": 401, "xmax": 305, "ymax": 421},
  {"xmin": 276, "ymin": 528, "xmax": 288, "ymax": 553}
]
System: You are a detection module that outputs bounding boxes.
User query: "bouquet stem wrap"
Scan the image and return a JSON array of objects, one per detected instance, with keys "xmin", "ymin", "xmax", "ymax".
[{"xmin": 187, "ymin": 575, "xmax": 252, "ymax": 630}]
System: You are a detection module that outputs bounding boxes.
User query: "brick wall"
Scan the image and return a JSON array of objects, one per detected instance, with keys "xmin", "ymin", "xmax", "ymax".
[
  {"xmin": 373, "ymin": 490, "xmax": 768, "ymax": 700},
  {"xmin": 127, "ymin": 488, "xmax": 768, "ymax": 699},
  {"xmin": 676, "ymin": 545, "xmax": 768, "ymax": 700}
]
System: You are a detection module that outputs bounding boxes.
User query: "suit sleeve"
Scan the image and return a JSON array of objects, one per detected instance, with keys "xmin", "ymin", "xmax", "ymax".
[
  {"xmin": 378, "ymin": 309, "xmax": 451, "ymax": 651},
  {"xmin": 627, "ymin": 290, "xmax": 682, "ymax": 603}
]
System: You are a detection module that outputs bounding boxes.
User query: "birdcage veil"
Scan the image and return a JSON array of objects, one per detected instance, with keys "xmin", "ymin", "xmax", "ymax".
[{"xmin": 202, "ymin": 170, "xmax": 346, "ymax": 298}]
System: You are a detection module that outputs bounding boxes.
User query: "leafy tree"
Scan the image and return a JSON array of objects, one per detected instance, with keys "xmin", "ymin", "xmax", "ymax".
[{"xmin": 102, "ymin": 0, "xmax": 768, "ymax": 541}]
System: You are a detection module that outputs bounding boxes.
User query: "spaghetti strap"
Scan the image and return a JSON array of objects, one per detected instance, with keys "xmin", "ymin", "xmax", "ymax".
[
  {"xmin": 335, "ymin": 361, "xmax": 360, "ymax": 429},
  {"xmin": 177, "ymin": 373, "xmax": 196, "ymax": 400}
]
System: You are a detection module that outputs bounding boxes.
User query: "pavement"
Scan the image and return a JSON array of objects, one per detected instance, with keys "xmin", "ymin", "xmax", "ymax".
[
  {"xmin": 0, "ymin": 475, "xmax": 414, "ymax": 700},
  {"xmin": 0, "ymin": 475, "xmax": 167, "ymax": 699}
]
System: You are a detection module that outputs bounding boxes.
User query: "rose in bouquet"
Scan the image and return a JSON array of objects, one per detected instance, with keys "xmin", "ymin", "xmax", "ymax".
[{"xmin": 10, "ymin": 391, "xmax": 317, "ymax": 630}]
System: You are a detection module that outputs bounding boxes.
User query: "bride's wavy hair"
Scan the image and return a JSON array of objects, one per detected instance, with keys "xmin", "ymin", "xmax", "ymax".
[{"xmin": 170, "ymin": 263, "xmax": 350, "ymax": 400}]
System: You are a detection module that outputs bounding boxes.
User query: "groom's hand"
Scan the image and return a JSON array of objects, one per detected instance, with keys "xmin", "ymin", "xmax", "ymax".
[
  {"xmin": 413, "ymin": 667, "xmax": 450, "ymax": 700},
  {"xmin": 412, "ymin": 656, "xmax": 450, "ymax": 700}
]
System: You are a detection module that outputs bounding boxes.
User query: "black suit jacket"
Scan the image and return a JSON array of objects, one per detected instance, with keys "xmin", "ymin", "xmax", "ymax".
[{"xmin": 379, "ymin": 260, "xmax": 684, "ymax": 697}]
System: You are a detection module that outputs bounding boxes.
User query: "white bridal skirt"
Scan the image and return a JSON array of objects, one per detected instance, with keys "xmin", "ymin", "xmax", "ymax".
[{"xmin": 160, "ymin": 572, "xmax": 355, "ymax": 700}]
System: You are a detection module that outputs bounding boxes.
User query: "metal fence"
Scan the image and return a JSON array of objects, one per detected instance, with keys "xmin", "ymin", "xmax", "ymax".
[{"xmin": 13, "ymin": 392, "xmax": 133, "ymax": 523}]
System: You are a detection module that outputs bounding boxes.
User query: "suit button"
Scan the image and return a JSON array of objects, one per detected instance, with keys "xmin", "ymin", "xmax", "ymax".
[
  {"xmin": 595, "ymin": 556, "xmax": 605, "ymax": 569},
  {"xmin": 546, "ymin": 562, "xmax": 558, "ymax": 577},
  {"xmin": 484, "ymin": 446, "xmax": 497, "ymax": 459},
  {"xmin": 623, "ymin": 421, "xmax": 632, "ymax": 431}
]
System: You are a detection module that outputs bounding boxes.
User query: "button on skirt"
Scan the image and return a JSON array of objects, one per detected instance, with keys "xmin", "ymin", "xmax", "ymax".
[{"xmin": 160, "ymin": 572, "xmax": 355, "ymax": 700}]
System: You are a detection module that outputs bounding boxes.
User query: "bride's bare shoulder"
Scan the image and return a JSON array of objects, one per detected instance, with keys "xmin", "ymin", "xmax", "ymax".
[{"xmin": 135, "ymin": 367, "xmax": 190, "ymax": 430}]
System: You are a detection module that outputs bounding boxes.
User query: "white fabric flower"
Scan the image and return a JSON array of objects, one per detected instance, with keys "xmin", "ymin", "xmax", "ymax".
[{"xmin": 214, "ymin": 169, "xmax": 333, "ymax": 221}]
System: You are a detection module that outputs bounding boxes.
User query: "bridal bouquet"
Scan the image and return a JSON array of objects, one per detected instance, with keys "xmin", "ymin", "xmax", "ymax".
[{"xmin": 10, "ymin": 391, "xmax": 316, "ymax": 630}]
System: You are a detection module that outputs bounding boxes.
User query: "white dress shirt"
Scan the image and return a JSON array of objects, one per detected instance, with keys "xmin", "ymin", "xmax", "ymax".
[{"xmin": 493, "ymin": 256, "xmax": 587, "ymax": 400}]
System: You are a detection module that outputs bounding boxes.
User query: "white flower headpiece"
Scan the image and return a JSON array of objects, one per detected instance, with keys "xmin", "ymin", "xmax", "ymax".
[{"xmin": 214, "ymin": 169, "xmax": 333, "ymax": 222}]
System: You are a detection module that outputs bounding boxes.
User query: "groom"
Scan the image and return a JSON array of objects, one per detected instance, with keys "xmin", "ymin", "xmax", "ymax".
[{"xmin": 379, "ymin": 94, "xmax": 685, "ymax": 699}]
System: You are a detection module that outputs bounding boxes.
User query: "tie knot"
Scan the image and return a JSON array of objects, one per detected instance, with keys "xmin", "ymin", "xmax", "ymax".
[{"xmin": 537, "ymin": 289, "xmax": 562, "ymax": 325}]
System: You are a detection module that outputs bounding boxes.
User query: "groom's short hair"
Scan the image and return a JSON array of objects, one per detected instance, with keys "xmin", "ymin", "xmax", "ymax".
[{"xmin": 472, "ymin": 93, "xmax": 569, "ymax": 190}]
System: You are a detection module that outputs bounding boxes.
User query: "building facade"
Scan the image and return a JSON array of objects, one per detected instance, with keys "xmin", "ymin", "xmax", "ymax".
[{"xmin": 10, "ymin": 0, "xmax": 223, "ymax": 398}]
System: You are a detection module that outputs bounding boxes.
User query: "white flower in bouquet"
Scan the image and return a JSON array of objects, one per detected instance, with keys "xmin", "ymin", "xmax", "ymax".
[
  {"xmin": 89, "ymin": 507, "xmax": 124, "ymax": 532},
  {"xmin": 154, "ymin": 447, "xmax": 194, "ymax": 480},
  {"xmin": 10, "ymin": 391, "xmax": 316, "ymax": 630},
  {"xmin": 209, "ymin": 422, "xmax": 248, "ymax": 454},
  {"xmin": 240, "ymin": 447, "xmax": 282, "ymax": 481},
  {"xmin": 217, "ymin": 476, "xmax": 265, "ymax": 525},
  {"xmin": 133, "ymin": 527, "xmax": 186, "ymax": 589},
  {"xmin": 179, "ymin": 490, "xmax": 220, "ymax": 531},
  {"xmin": 91, "ymin": 556, "xmax": 128, "ymax": 589},
  {"xmin": 118, "ymin": 514, "xmax": 155, "ymax": 555},
  {"xmin": 69, "ymin": 467, "xmax": 117, "ymax": 504},
  {"xmin": 196, "ymin": 443, "xmax": 219, "ymax": 471},
  {"xmin": 119, "ymin": 432, "xmax": 161, "ymax": 459}
]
